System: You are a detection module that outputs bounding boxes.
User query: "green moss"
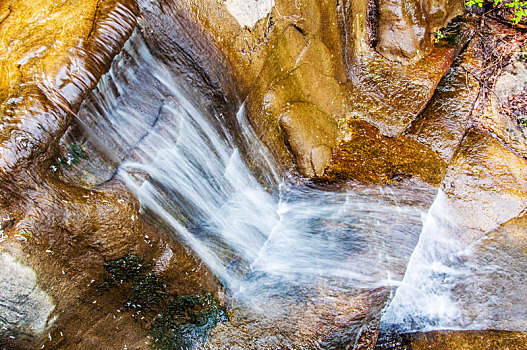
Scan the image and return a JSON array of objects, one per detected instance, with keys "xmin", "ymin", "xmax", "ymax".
[
  {"xmin": 149, "ymin": 291, "xmax": 228, "ymax": 350},
  {"xmin": 124, "ymin": 272, "xmax": 168, "ymax": 315},
  {"xmin": 98, "ymin": 254, "xmax": 227, "ymax": 349},
  {"xmin": 98, "ymin": 253, "xmax": 152, "ymax": 291}
]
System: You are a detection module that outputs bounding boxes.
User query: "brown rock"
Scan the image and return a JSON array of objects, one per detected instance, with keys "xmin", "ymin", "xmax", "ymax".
[
  {"xmin": 442, "ymin": 131, "xmax": 527, "ymax": 244},
  {"xmin": 279, "ymin": 103, "xmax": 338, "ymax": 176},
  {"xmin": 405, "ymin": 36, "xmax": 483, "ymax": 163},
  {"xmin": 0, "ymin": 1, "xmax": 222, "ymax": 348},
  {"xmin": 0, "ymin": 174, "xmax": 220, "ymax": 349},
  {"xmin": 206, "ymin": 288, "xmax": 390, "ymax": 349},
  {"xmin": 0, "ymin": 0, "xmax": 137, "ymax": 187},
  {"xmin": 376, "ymin": 0, "xmax": 464, "ymax": 65},
  {"xmin": 325, "ymin": 121, "xmax": 446, "ymax": 185},
  {"xmin": 376, "ymin": 330, "xmax": 527, "ymax": 349},
  {"xmin": 450, "ymin": 212, "xmax": 527, "ymax": 330}
]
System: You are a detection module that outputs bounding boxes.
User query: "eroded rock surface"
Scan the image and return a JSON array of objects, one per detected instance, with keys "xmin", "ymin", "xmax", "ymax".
[
  {"xmin": 0, "ymin": 1, "xmax": 221, "ymax": 349},
  {"xmin": 2, "ymin": 0, "xmax": 527, "ymax": 349},
  {"xmin": 153, "ymin": 0, "xmax": 471, "ymax": 182},
  {"xmin": 405, "ymin": 36, "xmax": 482, "ymax": 163},
  {"xmin": 0, "ymin": 253, "xmax": 55, "ymax": 334},
  {"xmin": 376, "ymin": 0, "xmax": 464, "ymax": 64},
  {"xmin": 442, "ymin": 131, "xmax": 527, "ymax": 243},
  {"xmin": 0, "ymin": 0, "xmax": 137, "ymax": 187}
]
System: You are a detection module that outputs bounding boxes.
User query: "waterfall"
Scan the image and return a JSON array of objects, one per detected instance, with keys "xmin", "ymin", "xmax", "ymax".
[
  {"xmin": 78, "ymin": 27, "xmax": 527, "ymax": 343},
  {"xmin": 77, "ymin": 30, "xmax": 439, "ymax": 340}
]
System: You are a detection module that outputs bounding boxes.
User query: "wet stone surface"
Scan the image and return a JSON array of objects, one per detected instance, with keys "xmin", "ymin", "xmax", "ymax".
[
  {"xmin": 2, "ymin": 0, "xmax": 527, "ymax": 349},
  {"xmin": 376, "ymin": 330, "xmax": 527, "ymax": 350}
]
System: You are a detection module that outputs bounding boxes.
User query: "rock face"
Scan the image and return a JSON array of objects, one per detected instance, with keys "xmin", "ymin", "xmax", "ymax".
[
  {"xmin": 149, "ymin": 0, "xmax": 469, "ymax": 182},
  {"xmin": 0, "ymin": 253, "xmax": 55, "ymax": 333},
  {"xmin": 376, "ymin": 330, "xmax": 527, "ymax": 349},
  {"xmin": 0, "ymin": 1, "xmax": 221, "ymax": 349},
  {"xmin": 442, "ymin": 131, "xmax": 527, "ymax": 244},
  {"xmin": 454, "ymin": 212, "xmax": 527, "ymax": 331},
  {"xmin": 380, "ymin": 21, "xmax": 527, "ymax": 336},
  {"xmin": 376, "ymin": 0, "xmax": 464, "ymax": 64},
  {"xmin": 206, "ymin": 288, "xmax": 391, "ymax": 350},
  {"xmin": 0, "ymin": 0, "xmax": 137, "ymax": 187},
  {"xmin": 2, "ymin": 0, "xmax": 527, "ymax": 349}
]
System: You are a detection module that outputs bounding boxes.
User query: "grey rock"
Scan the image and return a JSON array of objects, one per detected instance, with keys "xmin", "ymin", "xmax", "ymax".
[{"xmin": 0, "ymin": 253, "xmax": 55, "ymax": 334}]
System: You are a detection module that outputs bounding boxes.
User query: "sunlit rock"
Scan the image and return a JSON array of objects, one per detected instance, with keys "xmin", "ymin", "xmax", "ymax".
[
  {"xmin": 405, "ymin": 35, "xmax": 482, "ymax": 163},
  {"xmin": 452, "ymin": 213, "xmax": 527, "ymax": 330},
  {"xmin": 2, "ymin": 0, "xmax": 527, "ymax": 348},
  {"xmin": 442, "ymin": 131, "xmax": 527, "ymax": 244},
  {"xmin": 0, "ymin": 0, "xmax": 137, "ymax": 185},
  {"xmin": 376, "ymin": 329, "xmax": 527, "ymax": 349},
  {"xmin": 225, "ymin": 0, "xmax": 275, "ymax": 28},
  {"xmin": 376, "ymin": 0, "xmax": 464, "ymax": 64}
]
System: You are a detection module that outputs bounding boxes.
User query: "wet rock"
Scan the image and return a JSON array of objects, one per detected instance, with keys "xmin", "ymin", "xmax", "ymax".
[
  {"xmin": 325, "ymin": 121, "xmax": 446, "ymax": 185},
  {"xmin": 249, "ymin": 1, "xmax": 472, "ymax": 179},
  {"xmin": 405, "ymin": 36, "xmax": 483, "ymax": 163},
  {"xmin": 376, "ymin": 0, "xmax": 464, "ymax": 64},
  {"xmin": 376, "ymin": 329, "xmax": 527, "ymax": 349},
  {"xmin": 279, "ymin": 103, "xmax": 337, "ymax": 177},
  {"xmin": 0, "ymin": 0, "xmax": 137, "ymax": 195},
  {"xmin": 244, "ymin": 0, "xmax": 347, "ymax": 176},
  {"xmin": 405, "ymin": 65, "xmax": 478, "ymax": 163},
  {"xmin": 147, "ymin": 0, "xmax": 470, "ymax": 182},
  {"xmin": 441, "ymin": 131, "xmax": 527, "ymax": 244},
  {"xmin": 376, "ymin": 0, "xmax": 425, "ymax": 64},
  {"xmin": 0, "ymin": 252, "xmax": 55, "ymax": 335},
  {"xmin": 450, "ymin": 212, "xmax": 527, "ymax": 330},
  {"xmin": 345, "ymin": 20, "xmax": 475, "ymax": 139},
  {"xmin": 206, "ymin": 288, "xmax": 390, "ymax": 350},
  {"xmin": 138, "ymin": 0, "xmax": 240, "ymax": 107},
  {"xmin": 52, "ymin": 129, "xmax": 117, "ymax": 189},
  {"xmin": 0, "ymin": 174, "xmax": 220, "ymax": 349},
  {"xmin": 0, "ymin": 1, "xmax": 222, "ymax": 349}
]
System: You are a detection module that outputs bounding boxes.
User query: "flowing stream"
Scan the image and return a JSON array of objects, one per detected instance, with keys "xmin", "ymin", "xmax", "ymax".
[
  {"xmin": 73, "ymin": 29, "xmax": 527, "ymax": 346},
  {"xmin": 381, "ymin": 189, "xmax": 527, "ymax": 333}
]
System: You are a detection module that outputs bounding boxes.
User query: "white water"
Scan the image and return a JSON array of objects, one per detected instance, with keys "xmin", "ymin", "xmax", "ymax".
[
  {"xmin": 76, "ymin": 30, "xmax": 527, "ymax": 343},
  {"xmin": 78, "ymin": 31, "xmax": 436, "ymax": 306},
  {"xmin": 381, "ymin": 190, "xmax": 466, "ymax": 331},
  {"xmin": 381, "ymin": 189, "xmax": 527, "ymax": 333}
]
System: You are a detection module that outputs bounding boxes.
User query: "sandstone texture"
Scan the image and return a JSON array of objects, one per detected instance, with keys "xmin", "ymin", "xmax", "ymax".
[
  {"xmin": 376, "ymin": 330, "xmax": 527, "ymax": 349},
  {"xmin": 2, "ymin": 0, "xmax": 527, "ymax": 349}
]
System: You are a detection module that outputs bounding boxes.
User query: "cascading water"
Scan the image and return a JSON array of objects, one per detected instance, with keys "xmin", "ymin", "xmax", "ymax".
[
  {"xmin": 381, "ymin": 189, "xmax": 527, "ymax": 333},
  {"xmin": 76, "ymin": 30, "xmax": 442, "ymax": 346}
]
